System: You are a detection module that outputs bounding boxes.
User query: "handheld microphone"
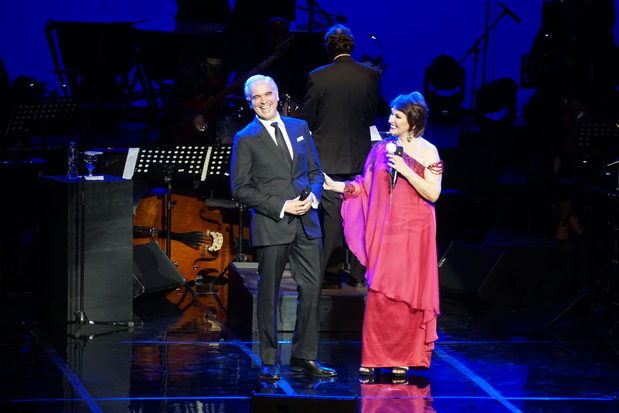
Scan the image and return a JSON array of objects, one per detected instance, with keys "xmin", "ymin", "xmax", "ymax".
[
  {"xmin": 497, "ymin": 2, "xmax": 521, "ymax": 23},
  {"xmin": 289, "ymin": 186, "xmax": 311, "ymax": 223},
  {"xmin": 298, "ymin": 187, "xmax": 311, "ymax": 202},
  {"xmin": 386, "ymin": 142, "xmax": 403, "ymax": 189}
]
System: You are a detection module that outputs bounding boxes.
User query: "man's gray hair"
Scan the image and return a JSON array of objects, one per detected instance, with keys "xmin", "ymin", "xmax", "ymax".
[{"xmin": 244, "ymin": 75, "xmax": 278, "ymax": 100}]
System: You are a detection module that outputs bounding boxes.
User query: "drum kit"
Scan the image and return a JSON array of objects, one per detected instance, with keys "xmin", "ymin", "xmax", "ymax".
[{"xmin": 209, "ymin": 92, "xmax": 303, "ymax": 144}]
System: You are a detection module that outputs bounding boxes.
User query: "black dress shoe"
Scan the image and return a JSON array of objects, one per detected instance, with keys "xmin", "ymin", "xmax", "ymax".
[
  {"xmin": 289, "ymin": 357, "xmax": 337, "ymax": 377},
  {"xmin": 322, "ymin": 278, "xmax": 342, "ymax": 289},
  {"xmin": 347, "ymin": 277, "xmax": 365, "ymax": 287},
  {"xmin": 259, "ymin": 364, "xmax": 281, "ymax": 380}
]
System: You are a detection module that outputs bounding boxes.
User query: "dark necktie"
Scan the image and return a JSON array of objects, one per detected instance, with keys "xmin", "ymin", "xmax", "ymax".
[{"xmin": 271, "ymin": 121, "xmax": 292, "ymax": 168}]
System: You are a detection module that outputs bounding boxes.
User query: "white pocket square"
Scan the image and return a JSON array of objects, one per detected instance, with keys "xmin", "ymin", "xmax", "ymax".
[{"xmin": 296, "ymin": 136, "xmax": 304, "ymax": 142}]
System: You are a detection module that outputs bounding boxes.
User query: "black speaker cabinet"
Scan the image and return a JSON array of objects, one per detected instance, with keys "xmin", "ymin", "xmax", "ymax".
[
  {"xmin": 39, "ymin": 175, "xmax": 133, "ymax": 323},
  {"xmin": 438, "ymin": 241, "xmax": 504, "ymax": 300},
  {"xmin": 132, "ymin": 241, "xmax": 185, "ymax": 298}
]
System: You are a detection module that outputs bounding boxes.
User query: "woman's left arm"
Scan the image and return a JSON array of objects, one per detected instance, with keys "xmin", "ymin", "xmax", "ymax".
[{"xmin": 388, "ymin": 144, "xmax": 443, "ymax": 202}]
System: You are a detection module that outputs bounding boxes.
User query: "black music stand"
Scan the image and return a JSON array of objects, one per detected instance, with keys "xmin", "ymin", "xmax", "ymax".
[
  {"xmin": 131, "ymin": 144, "xmax": 210, "ymax": 256},
  {"xmin": 572, "ymin": 115, "xmax": 619, "ymax": 187},
  {"xmin": 520, "ymin": 54, "xmax": 553, "ymax": 89},
  {"xmin": 576, "ymin": 115, "xmax": 619, "ymax": 153},
  {"xmin": 4, "ymin": 97, "xmax": 78, "ymax": 142},
  {"xmin": 203, "ymin": 144, "xmax": 232, "ymax": 182}
]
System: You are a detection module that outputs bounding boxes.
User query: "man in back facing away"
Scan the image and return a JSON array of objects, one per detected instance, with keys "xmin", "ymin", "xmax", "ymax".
[{"xmin": 303, "ymin": 24, "xmax": 386, "ymax": 288}]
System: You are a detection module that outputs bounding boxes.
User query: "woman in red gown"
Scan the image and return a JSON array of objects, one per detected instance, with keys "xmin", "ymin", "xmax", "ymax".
[{"xmin": 323, "ymin": 92, "xmax": 442, "ymax": 379}]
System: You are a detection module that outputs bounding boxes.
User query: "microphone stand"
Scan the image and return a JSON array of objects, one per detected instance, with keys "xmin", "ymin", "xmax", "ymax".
[
  {"xmin": 481, "ymin": 1, "xmax": 491, "ymax": 89},
  {"xmin": 459, "ymin": 1, "xmax": 517, "ymax": 107}
]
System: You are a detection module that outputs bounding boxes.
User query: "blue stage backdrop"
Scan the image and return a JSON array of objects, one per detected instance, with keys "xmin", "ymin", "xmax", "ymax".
[{"xmin": 0, "ymin": 0, "xmax": 617, "ymax": 109}]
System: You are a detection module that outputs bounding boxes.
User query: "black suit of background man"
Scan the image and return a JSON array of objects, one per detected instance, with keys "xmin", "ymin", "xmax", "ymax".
[
  {"xmin": 230, "ymin": 75, "xmax": 335, "ymax": 380},
  {"xmin": 303, "ymin": 24, "xmax": 387, "ymax": 287}
]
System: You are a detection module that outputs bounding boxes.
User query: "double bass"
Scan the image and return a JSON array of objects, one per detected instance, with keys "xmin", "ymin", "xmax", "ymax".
[{"xmin": 133, "ymin": 193, "xmax": 232, "ymax": 284}]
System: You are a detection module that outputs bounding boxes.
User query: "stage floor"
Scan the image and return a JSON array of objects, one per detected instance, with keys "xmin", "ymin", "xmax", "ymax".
[{"xmin": 1, "ymin": 287, "xmax": 618, "ymax": 413}]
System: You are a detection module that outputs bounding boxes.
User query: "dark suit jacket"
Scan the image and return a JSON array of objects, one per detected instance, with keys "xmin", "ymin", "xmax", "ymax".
[
  {"xmin": 230, "ymin": 116, "xmax": 323, "ymax": 247},
  {"xmin": 303, "ymin": 55, "xmax": 384, "ymax": 175}
]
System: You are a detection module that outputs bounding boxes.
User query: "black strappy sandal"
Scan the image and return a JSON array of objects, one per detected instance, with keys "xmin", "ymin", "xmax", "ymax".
[
  {"xmin": 358, "ymin": 366, "xmax": 375, "ymax": 377},
  {"xmin": 391, "ymin": 366, "xmax": 409, "ymax": 378}
]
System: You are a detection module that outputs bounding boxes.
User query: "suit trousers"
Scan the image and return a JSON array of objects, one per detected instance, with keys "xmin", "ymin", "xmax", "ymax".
[
  {"xmin": 256, "ymin": 219, "xmax": 322, "ymax": 365},
  {"xmin": 320, "ymin": 174, "xmax": 366, "ymax": 282}
]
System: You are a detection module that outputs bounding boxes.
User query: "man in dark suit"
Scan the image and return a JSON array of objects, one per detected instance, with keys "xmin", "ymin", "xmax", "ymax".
[
  {"xmin": 303, "ymin": 24, "xmax": 386, "ymax": 288},
  {"xmin": 230, "ymin": 75, "xmax": 336, "ymax": 380}
]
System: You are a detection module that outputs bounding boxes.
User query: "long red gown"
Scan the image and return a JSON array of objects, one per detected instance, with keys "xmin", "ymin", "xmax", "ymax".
[{"xmin": 341, "ymin": 139, "xmax": 441, "ymax": 368}]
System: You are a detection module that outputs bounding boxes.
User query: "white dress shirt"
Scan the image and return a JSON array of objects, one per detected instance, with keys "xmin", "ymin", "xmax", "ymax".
[
  {"xmin": 256, "ymin": 114, "xmax": 319, "ymax": 218},
  {"xmin": 257, "ymin": 113, "xmax": 294, "ymax": 159}
]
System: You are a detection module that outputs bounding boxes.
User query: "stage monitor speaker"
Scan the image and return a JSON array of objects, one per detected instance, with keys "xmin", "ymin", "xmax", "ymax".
[
  {"xmin": 251, "ymin": 395, "xmax": 356, "ymax": 413},
  {"xmin": 438, "ymin": 241, "xmax": 504, "ymax": 300},
  {"xmin": 132, "ymin": 241, "xmax": 185, "ymax": 298}
]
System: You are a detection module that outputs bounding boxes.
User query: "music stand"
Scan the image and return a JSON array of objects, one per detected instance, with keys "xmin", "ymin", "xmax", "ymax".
[
  {"xmin": 576, "ymin": 115, "xmax": 619, "ymax": 152},
  {"xmin": 203, "ymin": 144, "xmax": 232, "ymax": 182},
  {"xmin": 131, "ymin": 144, "xmax": 210, "ymax": 256},
  {"xmin": 5, "ymin": 97, "xmax": 78, "ymax": 142},
  {"xmin": 520, "ymin": 54, "xmax": 552, "ymax": 89}
]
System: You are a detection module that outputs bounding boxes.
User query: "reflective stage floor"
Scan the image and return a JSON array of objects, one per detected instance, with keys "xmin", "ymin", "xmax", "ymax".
[{"xmin": 1, "ymin": 287, "xmax": 618, "ymax": 413}]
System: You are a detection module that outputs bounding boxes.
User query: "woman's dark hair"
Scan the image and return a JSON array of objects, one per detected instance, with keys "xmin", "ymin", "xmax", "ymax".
[
  {"xmin": 390, "ymin": 92, "xmax": 429, "ymax": 137},
  {"xmin": 323, "ymin": 24, "xmax": 354, "ymax": 57}
]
